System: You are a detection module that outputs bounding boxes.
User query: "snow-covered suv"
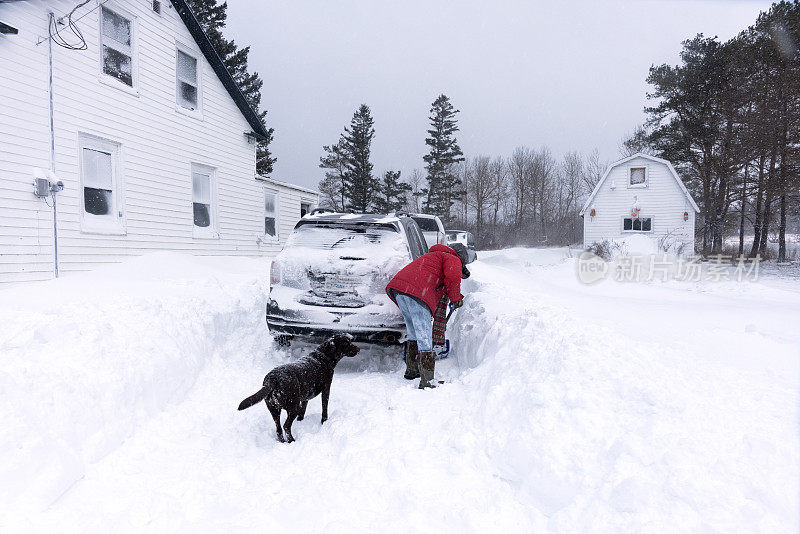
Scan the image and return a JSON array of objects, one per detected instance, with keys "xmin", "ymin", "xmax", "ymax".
[{"xmin": 266, "ymin": 212, "xmax": 429, "ymax": 346}]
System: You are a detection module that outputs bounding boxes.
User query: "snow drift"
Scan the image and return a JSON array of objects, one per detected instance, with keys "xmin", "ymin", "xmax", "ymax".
[
  {"xmin": 0, "ymin": 254, "xmax": 271, "ymax": 514},
  {"xmin": 1, "ymin": 249, "xmax": 797, "ymax": 532}
]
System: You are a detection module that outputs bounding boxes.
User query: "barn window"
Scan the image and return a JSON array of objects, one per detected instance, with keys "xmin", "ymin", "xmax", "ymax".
[
  {"xmin": 79, "ymin": 134, "xmax": 124, "ymax": 234},
  {"xmin": 300, "ymin": 201, "xmax": 312, "ymax": 217},
  {"xmin": 623, "ymin": 217, "xmax": 652, "ymax": 232},
  {"xmin": 192, "ymin": 164, "xmax": 216, "ymax": 237},
  {"xmin": 264, "ymin": 190, "xmax": 278, "ymax": 237},
  {"xmin": 629, "ymin": 167, "xmax": 647, "ymax": 187},
  {"xmin": 100, "ymin": 6, "xmax": 134, "ymax": 87},
  {"xmin": 176, "ymin": 48, "xmax": 199, "ymax": 111}
]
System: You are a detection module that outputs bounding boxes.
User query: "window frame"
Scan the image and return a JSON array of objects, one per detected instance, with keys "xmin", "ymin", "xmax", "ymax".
[
  {"xmin": 175, "ymin": 41, "xmax": 203, "ymax": 116},
  {"xmin": 98, "ymin": 3, "xmax": 138, "ymax": 94},
  {"xmin": 300, "ymin": 199, "xmax": 313, "ymax": 218},
  {"xmin": 627, "ymin": 165, "xmax": 648, "ymax": 188},
  {"xmin": 78, "ymin": 133, "xmax": 126, "ymax": 235},
  {"xmin": 621, "ymin": 216, "xmax": 653, "ymax": 233},
  {"xmin": 263, "ymin": 188, "xmax": 279, "ymax": 240},
  {"xmin": 191, "ymin": 163, "xmax": 218, "ymax": 239}
]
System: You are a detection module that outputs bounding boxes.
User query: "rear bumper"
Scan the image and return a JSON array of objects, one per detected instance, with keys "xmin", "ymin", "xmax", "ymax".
[
  {"xmin": 266, "ymin": 295, "xmax": 406, "ymax": 345},
  {"xmin": 266, "ymin": 320, "xmax": 404, "ymax": 345}
]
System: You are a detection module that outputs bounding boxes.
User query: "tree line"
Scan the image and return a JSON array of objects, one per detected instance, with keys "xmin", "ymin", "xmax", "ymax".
[{"xmin": 318, "ymin": 2, "xmax": 799, "ymax": 260}]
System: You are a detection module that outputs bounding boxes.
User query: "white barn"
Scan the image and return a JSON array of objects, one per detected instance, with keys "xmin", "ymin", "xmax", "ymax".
[
  {"xmin": 580, "ymin": 154, "xmax": 699, "ymax": 253},
  {"xmin": 0, "ymin": 0, "xmax": 317, "ymax": 283}
]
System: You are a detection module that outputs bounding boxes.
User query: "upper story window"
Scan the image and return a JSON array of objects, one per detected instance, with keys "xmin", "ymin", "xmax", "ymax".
[
  {"xmin": 177, "ymin": 48, "xmax": 199, "ymax": 110},
  {"xmin": 101, "ymin": 6, "xmax": 134, "ymax": 87},
  {"xmin": 629, "ymin": 167, "xmax": 647, "ymax": 187}
]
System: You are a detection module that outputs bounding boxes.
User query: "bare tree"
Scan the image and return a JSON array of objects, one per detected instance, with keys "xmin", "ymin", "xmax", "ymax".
[
  {"xmin": 405, "ymin": 168, "xmax": 425, "ymax": 212},
  {"xmin": 583, "ymin": 148, "xmax": 606, "ymax": 193}
]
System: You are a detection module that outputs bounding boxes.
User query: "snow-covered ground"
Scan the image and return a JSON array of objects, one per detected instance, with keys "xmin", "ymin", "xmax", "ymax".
[{"xmin": 1, "ymin": 249, "xmax": 798, "ymax": 532}]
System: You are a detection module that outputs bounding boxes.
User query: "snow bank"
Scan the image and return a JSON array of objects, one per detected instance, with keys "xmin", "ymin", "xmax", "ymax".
[
  {"xmin": 446, "ymin": 250, "xmax": 799, "ymax": 531},
  {"xmin": 2, "ymin": 248, "xmax": 797, "ymax": 532},
  {"xmin": 0, "ymin": 253, "xmax": 271, "ymax": 513}
]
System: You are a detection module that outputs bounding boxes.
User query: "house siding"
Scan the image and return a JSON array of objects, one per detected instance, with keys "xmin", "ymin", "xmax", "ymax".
[
  {"xmin": 0, "ymin": 1, "xmax": 317, "ymax": 283},
  {"xmin": 583, "ymin": 156, "xmax": 696, "ymax": 253}
]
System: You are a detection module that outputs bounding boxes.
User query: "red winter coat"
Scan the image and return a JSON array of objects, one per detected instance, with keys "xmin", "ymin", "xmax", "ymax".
[{"xmin": 386, "ymin": 244, "xmax": 464, "ymax": 315}]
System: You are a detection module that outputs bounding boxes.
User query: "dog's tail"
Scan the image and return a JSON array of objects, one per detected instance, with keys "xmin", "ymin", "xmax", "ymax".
[{"xmin": 238, "ymin": 386, "xmax": 269, "ymax": 411}]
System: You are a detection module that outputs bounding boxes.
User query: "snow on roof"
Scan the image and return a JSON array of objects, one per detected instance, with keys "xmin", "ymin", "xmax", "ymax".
[{"xmin": 580, "ymin": 153, "xmax": 700, "ymax": 215}]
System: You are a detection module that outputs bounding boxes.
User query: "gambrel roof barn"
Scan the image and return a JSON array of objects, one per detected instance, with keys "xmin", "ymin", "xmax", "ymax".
[{"xmin": 581, "ymin": 153, "xmax": 699, "ymax": 253}]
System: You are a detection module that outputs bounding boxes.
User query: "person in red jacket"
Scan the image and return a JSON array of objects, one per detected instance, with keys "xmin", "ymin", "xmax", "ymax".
[{"xmin": 386, "ymin": 244, "xmax": 470, "ymax": 388}]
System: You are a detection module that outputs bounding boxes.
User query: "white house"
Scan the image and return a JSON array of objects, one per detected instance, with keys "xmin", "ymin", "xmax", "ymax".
[
  {"xmin": 580, "ymin": 153, "xmax": 699, "ymax": 253},
  {"xmin": 0, "ymin": 0, "xmax": 317, "ymax": 283}
]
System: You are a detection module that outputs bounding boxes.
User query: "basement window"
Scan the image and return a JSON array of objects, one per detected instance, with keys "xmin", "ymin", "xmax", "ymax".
[
  {"xmin": 100, "ymin": 6, "xmax": 134, "ymax": 87},
  {"xmin": 623, "ymin": 217, "xmax": 652, "ymax": 232}
]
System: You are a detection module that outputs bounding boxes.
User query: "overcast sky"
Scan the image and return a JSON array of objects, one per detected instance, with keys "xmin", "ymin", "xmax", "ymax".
[{"xmin": 226, "ymin": 0, "xmax": 771, "ymax": 189}]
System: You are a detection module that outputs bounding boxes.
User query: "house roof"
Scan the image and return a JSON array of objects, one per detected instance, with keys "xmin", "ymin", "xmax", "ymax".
[
  {"xmin": 580, "ymin": 153, "xmax": 700, "ymax": 215},
  {"xmin": 257, "ymin": 175, "xmax": 320, "ymax": 196},
  {"xmin": 170, "ymin": 0, "xmax": 270, "ymax": 141}
]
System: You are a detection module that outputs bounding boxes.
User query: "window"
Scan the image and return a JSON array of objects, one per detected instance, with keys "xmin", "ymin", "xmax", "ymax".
[
  {"xmin": 623, "ymin": 217, "xmax": 652, "ymax": 232},
  {"xmin": 629, "ymin": 167, "xmax": 646, "ymax": 187},
  {"xmin": 177, "ymin": 48, "xmax": 199, "ymax": 110},
  {"xmin": 101, "ymin": 6, "xmax": 133, "ymax": 87},
  {"xmin": 79, "ymin": 134, "xmax": 124, "ymax": 233},
  {"xmin": 192, "ymin": 164, "xmax": 216, "ymax": 236},
  {"xmin": 300, "ymin": 202, "xmax": 311, "ymax": 217},
  {"xmin": 265, "ymin": 190, "xmax": 278, "ymax": 237}
]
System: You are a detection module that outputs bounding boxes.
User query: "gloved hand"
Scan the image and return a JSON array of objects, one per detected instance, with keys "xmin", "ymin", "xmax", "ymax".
[
  {"xmin": 461, "ymin": 265, "xmax": 471, "ymax": 279},
  {"xmin": 452, "ymin": 299, "xmax": 464, "ymax": 309}
]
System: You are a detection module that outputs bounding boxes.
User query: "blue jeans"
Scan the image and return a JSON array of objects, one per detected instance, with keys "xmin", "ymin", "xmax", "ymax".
[{"xmin": 395, "ymin": 294, "xmax": 433, "ymax": 352}]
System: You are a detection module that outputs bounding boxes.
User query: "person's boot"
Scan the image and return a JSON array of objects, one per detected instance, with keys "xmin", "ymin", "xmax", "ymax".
[
  {"xmin": 403, "ymin": 341, "xmax": 420, "ymax": 380},
  {"xmin": 418, "ymin": 351, "xmax": 437, "ymax": 389}
]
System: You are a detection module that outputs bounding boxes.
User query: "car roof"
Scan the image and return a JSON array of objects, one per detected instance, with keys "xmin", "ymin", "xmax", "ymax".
[{"xmin": 304, "ymin": 212, "xmax": 400, "ymax": 222}]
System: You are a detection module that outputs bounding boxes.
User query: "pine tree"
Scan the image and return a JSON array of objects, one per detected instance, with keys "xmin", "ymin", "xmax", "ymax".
[
  {"xmin": 423, "ymin": 94, "xmax": 465, "ymax": 222},
  {"xmin": 341, "ymin": 105, "xmax": 377, "ymax": 212},
  {"xmin": 318, "ymin": 139, "xmax": 348, "ymax": 211},
  {"xmin": 186, "ymin": 0, "xmax": 275, "ymax": 175},
  {"xmin": 373, "ymin": 171, "xmax": 411, "ymax": 213}
]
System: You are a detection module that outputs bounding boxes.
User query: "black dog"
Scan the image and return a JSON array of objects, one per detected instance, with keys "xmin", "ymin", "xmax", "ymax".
[{"xmin": 238, "ymin": 334, "xmax": 360, "ymax": 442}]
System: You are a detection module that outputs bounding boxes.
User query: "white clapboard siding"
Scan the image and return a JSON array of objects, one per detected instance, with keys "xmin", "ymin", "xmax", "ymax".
[
  {"xmin": 582, "ymin": 155, "xmax": 697, "ymax": 252},
  {"xmin": 0, "ymin": 1, "xmax": 318, "ymax": 283}
]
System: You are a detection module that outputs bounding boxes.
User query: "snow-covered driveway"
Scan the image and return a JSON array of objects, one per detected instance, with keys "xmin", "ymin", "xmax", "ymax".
[{"xmin": 2, "ymin": 250, "xmax": 798, "ymax": 532}]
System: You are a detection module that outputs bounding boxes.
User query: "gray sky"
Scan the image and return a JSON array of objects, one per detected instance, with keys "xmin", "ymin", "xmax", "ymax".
[{"xmin": 226, "ymin": 0, "xmax": 770, "ymax": 190}]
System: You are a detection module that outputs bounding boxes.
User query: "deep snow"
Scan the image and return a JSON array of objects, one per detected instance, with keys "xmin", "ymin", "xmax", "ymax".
[{"xmin": 1, "ymin": 249, "xmax": 797, "ymax": 532}]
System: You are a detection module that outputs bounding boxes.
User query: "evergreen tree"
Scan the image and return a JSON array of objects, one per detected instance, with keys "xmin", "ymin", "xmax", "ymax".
[
  {"xmin": 341, "ymin": 105, "xmax": 377, "ymax": 212},
  {"xmin": 318, "ymin": 139, "xmax": 348, "ymax": 211},
  {"xmin": 186, "ymin": 0, "xmax": 275, "ymax": 175},
  {"xmin": 373, "ymin": 171, "xmax": 411, "ymax": 213},
  {"xmin": 423, "ymin": 94, "xmax": 465, "ymax": 222}
]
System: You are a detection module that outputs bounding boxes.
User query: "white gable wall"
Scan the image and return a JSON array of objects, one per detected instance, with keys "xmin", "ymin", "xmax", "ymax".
[
  {"xmin": 1, "ymin": 1, "xmax": 313, "ymax": 283},
  {"xmin": 583, "ymin": 156, "xmax": 696, "ymax": 253}
]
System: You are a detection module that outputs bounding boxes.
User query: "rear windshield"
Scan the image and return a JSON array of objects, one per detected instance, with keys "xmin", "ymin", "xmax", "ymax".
[
  {"xmin": 412, "ymin": 217, "xmax": 439, "ymax": 232},
  {"xmin": 286, "ymin": 223, "xmax": 404, "ymax": 252}
]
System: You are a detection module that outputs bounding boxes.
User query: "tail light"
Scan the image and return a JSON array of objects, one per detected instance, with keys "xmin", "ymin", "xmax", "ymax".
[{"xmin": 270, "ymin": 261, "xmax": 281, "ymax": 286}]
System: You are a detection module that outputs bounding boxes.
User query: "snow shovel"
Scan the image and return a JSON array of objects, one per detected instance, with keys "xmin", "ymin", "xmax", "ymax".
[{"xmin": 434, "ymin": 302, "xmax": 457, "ymax": 359}]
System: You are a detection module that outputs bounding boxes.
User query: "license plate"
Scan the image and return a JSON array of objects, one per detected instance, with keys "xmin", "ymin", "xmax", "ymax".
[{"xmin": 324, "ymin": 276, "xmax": 357, "ymax": 292}]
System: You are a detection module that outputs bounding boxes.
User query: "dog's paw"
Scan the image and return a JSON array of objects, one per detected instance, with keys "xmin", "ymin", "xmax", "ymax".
[
  {"xmin": 321, "ymin": 416, "xmax": 327, "ymax": 424},
  {"xmin": 276, "ymin": 434, "xmax": 285, "ymax": 443},
  {"xmin": 297, "ymin": 414, "xmax": 304, "ymax": 421}
]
